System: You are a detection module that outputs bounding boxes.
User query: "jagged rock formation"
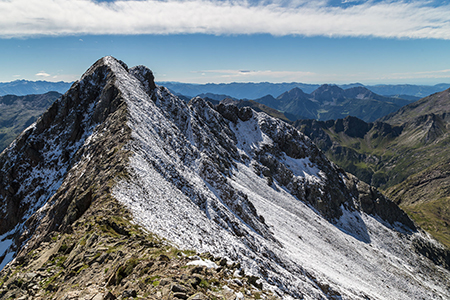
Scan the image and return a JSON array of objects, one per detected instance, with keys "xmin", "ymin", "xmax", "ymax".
[
  {"xmin": 219, "ymin": 98, "xmax": 293, "ymax": 123},
  {"xmin": 0, "ymin": 57, "xmax": 449, "ymax": 300}
]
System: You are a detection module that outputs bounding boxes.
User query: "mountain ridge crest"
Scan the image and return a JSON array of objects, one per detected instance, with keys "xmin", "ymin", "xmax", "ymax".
[{"xmin": 0, "ymin": 56, "xmax": 449, "ymax": 299}]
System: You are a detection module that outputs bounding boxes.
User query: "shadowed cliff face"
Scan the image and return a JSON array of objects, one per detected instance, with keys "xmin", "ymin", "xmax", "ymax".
[
  {"xmin": 0, "ymin": 57, "xmax": 135, "ymax": 267},
  {"xmin": 0, "ymin": 57, "xmax": 449, "ymax": 300}
]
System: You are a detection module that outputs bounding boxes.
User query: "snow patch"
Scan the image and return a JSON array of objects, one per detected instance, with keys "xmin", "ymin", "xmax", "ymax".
[
  {"xmin": 231, "ymin": 115, "xmax": 272, "ymax": 157},
  {"xmin": 281, "ymin": 154, "xmax": 324, "ymax": 184},
  {"xmin": 186, "ymin": 259, "xmax": 218, "ymax": 269}
]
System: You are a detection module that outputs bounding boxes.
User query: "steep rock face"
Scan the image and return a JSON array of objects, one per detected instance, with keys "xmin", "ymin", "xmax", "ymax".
[{"xmin": 0, "ymin": 57, "xmax": 449, "ymax": 300}]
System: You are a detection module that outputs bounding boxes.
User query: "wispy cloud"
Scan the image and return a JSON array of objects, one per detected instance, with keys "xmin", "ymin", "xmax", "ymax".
[
  {"xmin": 181, "ymin": 67, "xmax": 450, "ymax": 84},
  {"xmin": 389, "ymin": 69, "xmax": 450, "ymax": 80},
  {"xmin": 35, "ymin": 71, "xmax": 51, "ymax": 77},
  {"xmin": 192, "ymin": 69, "xmax": 316, "ymax": 82},
  {"xmin": 0, "ymin": 0, "xmax": 450, "ymax": 39}
]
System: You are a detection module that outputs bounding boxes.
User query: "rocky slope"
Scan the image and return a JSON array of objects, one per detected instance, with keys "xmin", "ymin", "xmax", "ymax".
[
  {"xmin": 0, "ymin": 57, "xmax": 449, "ymax": 299},
  {"xmin": 0, "ymin": 193, "xmax": 274, "ymax": 300}
]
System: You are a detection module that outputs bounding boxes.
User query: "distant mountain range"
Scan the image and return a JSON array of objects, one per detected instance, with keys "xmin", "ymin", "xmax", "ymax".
[
  {"xmin": 2, "ymin": 79, "xmax": 448, "ymax": 100},
  {"xmin": 0, "ymin": 80, "xmax": 72, "ymax": 96},
  {"xmin": 160, "ymin": 81, "xmax": 450, "ymax": 99},
  {"xmin": 253, "ymin": 84, "xmax": 414, "ymax": 122}
]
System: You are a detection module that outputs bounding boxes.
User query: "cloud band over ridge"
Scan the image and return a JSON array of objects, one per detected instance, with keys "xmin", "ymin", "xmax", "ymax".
[{"xmin": 1, "ymin": 0, "xmax": 450, "ymax": 39}]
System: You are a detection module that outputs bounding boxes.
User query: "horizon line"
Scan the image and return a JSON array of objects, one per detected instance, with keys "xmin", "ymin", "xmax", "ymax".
[{"xmin": 2, "ymin": 79, "xmax": 450, "ymax": 87}]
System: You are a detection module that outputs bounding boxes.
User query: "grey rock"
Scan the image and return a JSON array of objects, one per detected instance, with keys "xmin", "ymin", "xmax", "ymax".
[
  {"xmin": 121, "ymin": 290, "xmax": 137, "ymax": 298},
  {"xmin": 188, "ymin": 293, "xmax": 209, "ymax": 300},
  {"xmin": 173, "ymin": 292, "xmax": 189, "ymax": 300},
  {"xmin": 172, "ymin": 284, "xmax": 187, "ymax": 293}
]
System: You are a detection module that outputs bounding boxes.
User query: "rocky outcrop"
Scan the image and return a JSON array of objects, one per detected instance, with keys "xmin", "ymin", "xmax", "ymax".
[
  {"xmin": 334, "ymin": 116, "xmax": 370, "ymax": 138},
  {"xmin": 344, "ymin": 173, "xmax": 416, "ymax": 230}
]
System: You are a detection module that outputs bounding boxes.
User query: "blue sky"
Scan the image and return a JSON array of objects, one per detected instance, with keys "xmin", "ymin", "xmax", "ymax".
[{"xmin": 1, "ymin": 0, "xmax": 450, "ymax": 85}]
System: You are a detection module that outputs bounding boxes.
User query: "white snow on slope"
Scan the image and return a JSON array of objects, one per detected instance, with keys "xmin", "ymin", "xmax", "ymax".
[
  {"xmin": 230, "ymin": 162, "xmax": 448, "ymax": 299},
  {"xmin": 97, "ymin": 57, "xmax": 450, "ymax": 300},
  {"xmin": 232, "ymin": 114, "xmax": 273, "ymax": 155}
]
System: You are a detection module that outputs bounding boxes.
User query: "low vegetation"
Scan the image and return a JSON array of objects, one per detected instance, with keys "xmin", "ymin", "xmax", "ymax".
[{"xmin": 0, "ymin": 195, "xmax": 278, "ymax": 300}]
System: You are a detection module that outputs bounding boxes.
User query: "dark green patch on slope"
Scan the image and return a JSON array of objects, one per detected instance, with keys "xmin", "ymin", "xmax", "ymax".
[{"xmin": 0, "ymin": 92, "xmax": 61, "ymax": 152}]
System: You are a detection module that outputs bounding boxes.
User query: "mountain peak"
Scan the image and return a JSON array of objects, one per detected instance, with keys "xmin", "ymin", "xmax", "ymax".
[
  {"xmin": 79, "ymin": 56, "xmax": 155, "ymax": 95},
  {"xmin": 343, "ymin": 86, "xmax": 375, "ymax": 99},
  {"xmin": 288, "ymin": 86, "xmax": 306, "ymax": 93},
  {"xmin": 315, "ymin": 83, "xmax": 342, "ymax": 91},
  {"xmin": 0, "ymin": 57, "xmax": 449, "ymax": 299},
  {"xmin": 277, "ymin": 87, "xmax": 308, "ymax": 100},
  {"xmin": 311, "ymin": 84, "xmax": 345, "ymax": 103}
]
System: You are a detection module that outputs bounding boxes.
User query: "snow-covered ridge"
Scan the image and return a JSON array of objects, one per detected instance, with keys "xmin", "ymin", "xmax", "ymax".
[
  {"xmin": 0, "ymin": 56, "xmax": 449, "ymax": 299},
  {"xmin": 105, "ymin": 58, "xmax": 450, "ymax": 299}
]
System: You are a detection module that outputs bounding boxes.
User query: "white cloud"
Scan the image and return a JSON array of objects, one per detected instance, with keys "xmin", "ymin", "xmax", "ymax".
[
  {"xmin": 181, "ymin": 68, "xmax": 450, "ymax": 84},
  {"xmin": 0, "ymin": 0, "xmax": 449, "ymax": 39},
  {"xmin": 182, "ymin": 69, "xmax": 317, "ymax": 83},
  {"xmin": 199, "ymin": 69, "xmax": 314, "ymax": 78},
  {"xmin": 389, "ymin": 68, "xmax": 450, "ymax": 80},
  {"xmin": 35, "ymin": 71, "xmax": 51, "ymax": 77}
]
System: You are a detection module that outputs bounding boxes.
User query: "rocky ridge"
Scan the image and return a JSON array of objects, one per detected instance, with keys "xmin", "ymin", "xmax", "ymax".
[{"xmin": 0, "ymin": 57, "xmax": 449, "ymax": 299}]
